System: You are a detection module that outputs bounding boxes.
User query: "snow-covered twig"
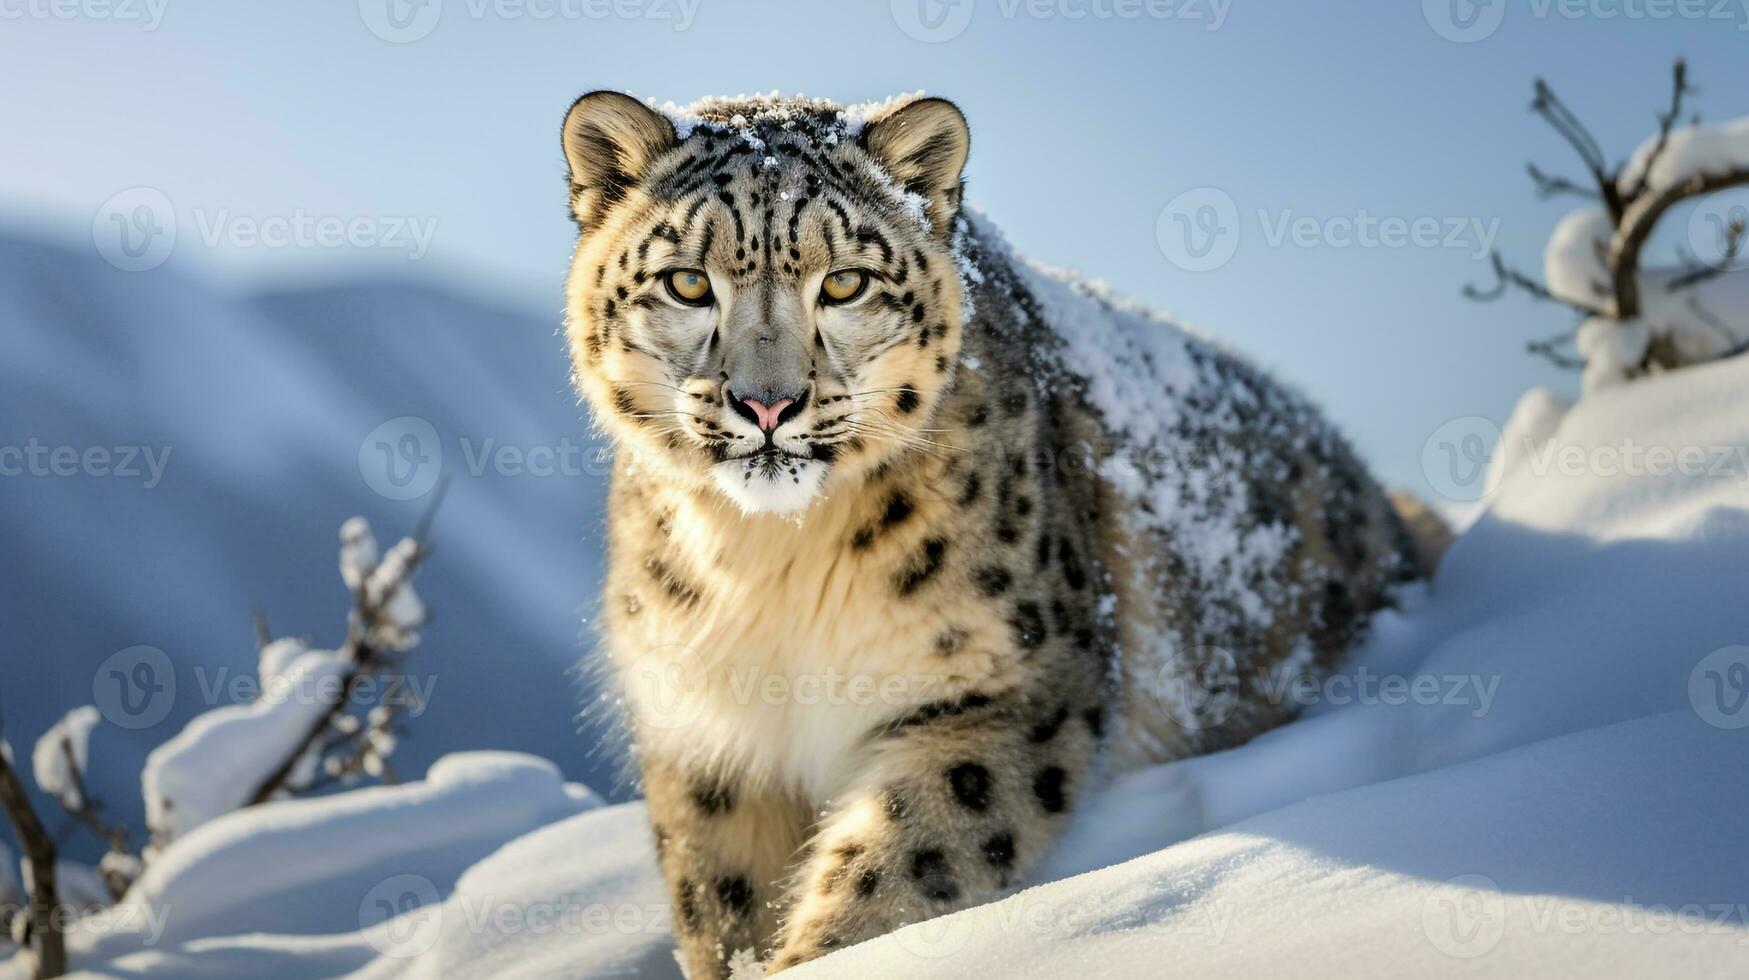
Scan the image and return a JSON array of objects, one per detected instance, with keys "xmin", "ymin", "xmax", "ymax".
[
  {"xmin": 0, "ymin": 720, "xmax": 67, "ymax": 979},
  {"xmin": 245, "ymin": 484, "xmax": 445, "ymax": 806}
]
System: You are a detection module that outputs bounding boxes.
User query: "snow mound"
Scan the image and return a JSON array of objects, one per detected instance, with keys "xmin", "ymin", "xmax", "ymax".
[
  {"xmin": 30, "ymin": 752, "xmax": 597, "ymax": 979},
  {"xmin": 16, "ymin": 312, "xmax": 1749, "ymax": 979},
  {"xmin": 141, "ymin": 647, "xmax": 350, "ymax": 844}
]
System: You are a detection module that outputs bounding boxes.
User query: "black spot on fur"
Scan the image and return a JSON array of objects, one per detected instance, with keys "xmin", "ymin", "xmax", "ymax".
[
  {"xmin": 1011, "ymin": 601, "xmax": 1048, "ymax": 649},
  {"xmin": 882, "ymin": 492, "xmax": 915, "ymax": 528},
  {"xmin": 1028, "ymin": 706, "xmax": 1070, "ymax": 744},
  {"xmin": 935, "ymin": 626, "xmax": 969, "ymax": 655},
  {"xmin": 947, "ymin": 762, "xmax": 993, "ymax": 812},
  {"xmin": 715, "ymin": 875, "xmax": 752, "ymax": 917},
  {"xmin": 895, "ymin": 537, "xmax": 948, "ymax": 596},
  {"xmin": 856, "ymin": 870, "xmax": 881, "ymax": 898},
  {"xmin": 1033, "ymin": 766, "xmax": 1069, "ymax": 814},
  {"xmin": 894, "ymin": 386, "xmax": 920, "ymax": 415},
  {"xmin": 982, "ymin": 832, "xmax": 1016, "ymax": 869},
  {"xmin": 909, "ymin": 849, "xmax": 960, "ymax": 902},
  {"xmin": 974, "ymin": 565, "xmax": 1013, "ymax": 597},
  {"xmin": 958, "ymin": 472, "xmax": 983, "ymax": 507},
  {"xmin": 1059, "ymin": 539, "xmax": 1087, "ymax": 590},
  {"xmin": 1083, "ymin": 705, "xmax": 1106, "ymax": 738},
  {"xmin": 882, "ymin": 692, "xmax": 995, "ymax": 735},
  {"xmin": 677, "ymin": 879, "xmax": 700, "ymax": 933},
  {"xmin": 690, "ymin": 779, "xmax": 734, "ymax": 816},
  {"xmin": 644, "ymin": 556, "xmax": 701, "ymax": 607},
  {"xmin": 967, "ymin": 405, "xmax": 988, "ymax": 427}
]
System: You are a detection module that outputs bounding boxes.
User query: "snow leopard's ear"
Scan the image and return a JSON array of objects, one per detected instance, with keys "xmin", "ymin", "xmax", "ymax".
[
  {"xmin": 860, "ymin": 97, "xmax": 970, "ymax": 238},
  {"xmin": 561, "ymin": 91, "xmax": 678, "ymax": 228}
]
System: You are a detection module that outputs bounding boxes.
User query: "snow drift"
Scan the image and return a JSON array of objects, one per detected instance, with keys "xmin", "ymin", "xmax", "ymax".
[{"xmin": 10, "ymin": 338, "xmax": 1747, "ymax": 979}]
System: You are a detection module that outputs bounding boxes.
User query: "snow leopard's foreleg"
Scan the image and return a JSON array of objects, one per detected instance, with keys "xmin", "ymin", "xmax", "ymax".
[{"xmin": 764, "ymin": 695, "xmax": 1099, "ymax": 972}]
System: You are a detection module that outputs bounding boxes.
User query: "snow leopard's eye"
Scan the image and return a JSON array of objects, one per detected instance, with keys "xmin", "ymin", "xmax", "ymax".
[
  {"xmin": 664, "ymin": 269, "xmax": 713, "ymax": 306},
  {"xmin": 820, "ymin": 270, "xmax": 869, "ymax": 305}
]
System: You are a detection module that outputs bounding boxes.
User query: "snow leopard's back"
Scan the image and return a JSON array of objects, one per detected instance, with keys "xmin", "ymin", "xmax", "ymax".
[{"xmin": 954, "ymin": 214, "xmax": 1426, "ymax": 770}]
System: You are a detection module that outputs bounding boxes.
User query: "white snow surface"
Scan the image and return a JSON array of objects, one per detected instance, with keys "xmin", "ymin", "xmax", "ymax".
[
  {"xmin": 140, "ymin": 647, "xmax": 349, "ymax": 844},
  {"xmin": 13, "ymin": 352, "xmax": 1747, "ymax": 978}
]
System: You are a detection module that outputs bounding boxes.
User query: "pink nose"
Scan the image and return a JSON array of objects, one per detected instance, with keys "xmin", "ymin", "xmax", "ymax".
[{"xmin": 741, "ymin": 397, "xmax": 794, "ymax": 434}]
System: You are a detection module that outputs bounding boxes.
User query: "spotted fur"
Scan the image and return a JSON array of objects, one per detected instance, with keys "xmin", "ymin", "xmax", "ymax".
[{"xmin": 560, "ymin": 91, "xmax": 1441, "ymax": 977}]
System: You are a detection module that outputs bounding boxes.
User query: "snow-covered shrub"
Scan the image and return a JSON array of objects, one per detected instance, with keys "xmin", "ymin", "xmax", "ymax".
[
  {"xmin": 143, "ymin": 515, "xmax": 430, "ymax": 852},
  {"xmin": 1468, "ymin": 61, "xmax": 1749, "ymax": 392}
]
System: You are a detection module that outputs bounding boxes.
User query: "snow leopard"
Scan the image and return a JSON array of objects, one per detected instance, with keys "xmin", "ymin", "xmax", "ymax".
[{"xmin": 559, "ymin": 90, "xmax": 1446, "ymax": 977}]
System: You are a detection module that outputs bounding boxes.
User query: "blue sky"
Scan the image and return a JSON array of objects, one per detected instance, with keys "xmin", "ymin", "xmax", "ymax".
[{"xmin": 4, "ymin": 0, "xmax": 1746, "ymax": 495}]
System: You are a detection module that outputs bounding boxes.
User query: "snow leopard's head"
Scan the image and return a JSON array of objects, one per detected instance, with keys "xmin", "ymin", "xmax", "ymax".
[{"xmin": 561, "ymin": 91, "xmax": 970, "ymax": 515}]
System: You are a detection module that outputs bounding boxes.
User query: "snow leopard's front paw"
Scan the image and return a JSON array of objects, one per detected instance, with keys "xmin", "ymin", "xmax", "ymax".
[{"xmin": 764, "ymin": 697, "xmax": 1099, "ymax": 972}]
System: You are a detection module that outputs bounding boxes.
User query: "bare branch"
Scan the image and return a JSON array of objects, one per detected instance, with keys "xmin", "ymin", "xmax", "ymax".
[
  {"xmin": 1526, "ymin": 328, "xmax": 1587, "ymax": 371},
  {"xmin": 1464, "ymin": 251, "xmax": 1609, "ymax": 317},
  {"xmin": 1622, "ymin": 59, "xmax": 1693, "ymax": 203},
  {"xmin": 1531, "ymin": 77, "xmax": 1624, "ymax": 220},
  {"xmin": 0, "ymin": 719, "xmax": 67, "ymax": 979},
  {"xmin": 1608, "ymin": 167, "xmax": 1749, "ymax": 319},
  {"xmin": 251, "ymin": 606, "xmax": 273, "ymax": 652},
  {"xmin": 1526, "ymin": 162, "xmax": 1601, "ymax": 201}
]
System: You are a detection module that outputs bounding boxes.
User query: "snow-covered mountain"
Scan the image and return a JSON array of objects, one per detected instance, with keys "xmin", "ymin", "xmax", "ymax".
[{"xmin": 0, "ymin": 231, "xmax": 627, "ymax": 859}]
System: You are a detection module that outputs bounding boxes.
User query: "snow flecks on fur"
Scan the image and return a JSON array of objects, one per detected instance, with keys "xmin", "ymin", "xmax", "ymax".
[
  {"xmin": 962, "ymin": 213, "xmax": 1321, "ymax": 647},
  {"xmin": 650, "ymin": 91, "xmax": 924, "ymax": 142}
]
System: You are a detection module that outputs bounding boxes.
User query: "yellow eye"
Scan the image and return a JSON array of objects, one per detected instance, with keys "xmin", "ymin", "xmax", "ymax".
[
  {"xmin": 820, "ymin": 270, "xmax": 868, "ymax": 304},
  {"xmin": 665, "ymin": 269, "xmax": 712, "ymax": 305}
]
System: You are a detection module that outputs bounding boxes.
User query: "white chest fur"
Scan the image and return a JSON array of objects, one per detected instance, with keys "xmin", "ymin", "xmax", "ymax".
[{"xmin": 605, "ymin": 487, "xmax": 1014, "ymax": 802}]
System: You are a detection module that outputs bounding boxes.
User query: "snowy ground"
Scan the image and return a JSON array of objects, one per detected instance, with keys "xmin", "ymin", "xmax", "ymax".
[{"xmin": 8, "ymin": 340, "xmax": 1747, "ymax": 978}]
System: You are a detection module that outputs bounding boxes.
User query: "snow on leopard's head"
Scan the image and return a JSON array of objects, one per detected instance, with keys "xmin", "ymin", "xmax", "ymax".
[{"xmin": 560, "ymin": 91, "xmax": 971, "ymax": 515}]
